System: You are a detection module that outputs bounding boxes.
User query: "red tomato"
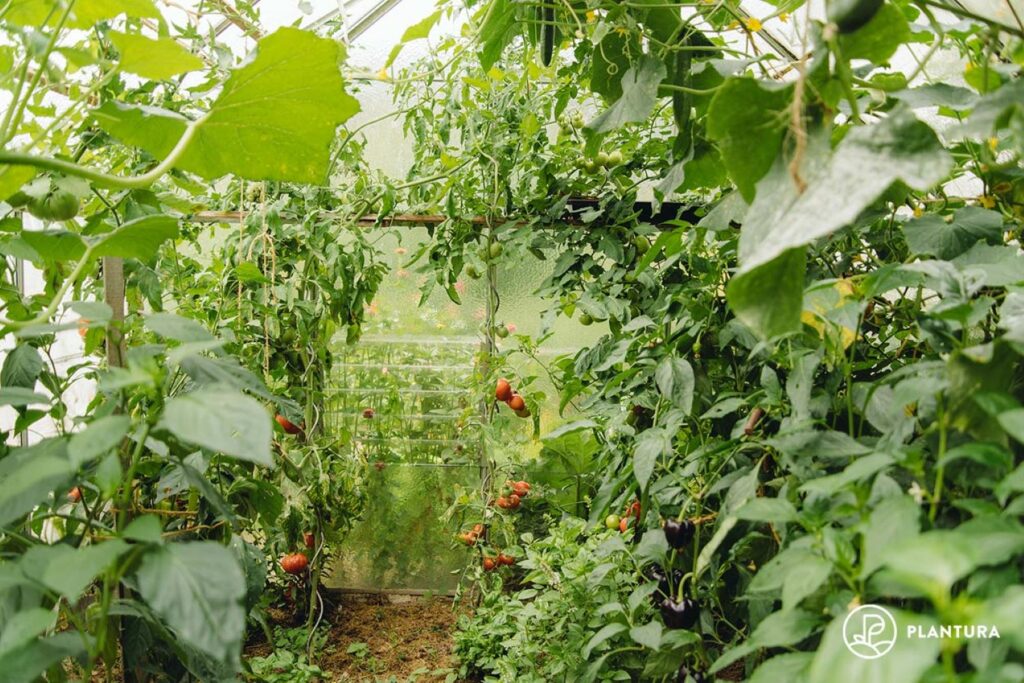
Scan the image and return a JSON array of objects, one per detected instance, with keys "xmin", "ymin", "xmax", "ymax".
[
  {"xmin": 67, "ymin": 487, "xmax": 82, "ymax": 503},
  {"xmin": 472, "ymin": 523, "xmax": 484, "ymax": 534},
  {"xmin": 513, "ymin": 481, "xmax": 530, "ymax": 497},
  {"xmin": 483, "ymin": 557, "xmax": 497, "ymax": 571},
  {"xmin": 495, "ymin": 378, "xmax": 513, "ymax": 402},
  {"xmin": 303, "ymin": 532, "xmax": 315, "ymax": 549},
  {"xmin": 275, "ymin": 414, "xmax": 302, "ymax": 435},
  {"xmin": 509, "ymin": 494, "xmax": 521, "ymax": 509},
  {"xmin": 281, "ymin": 553, "xmax": 308, "ymax": 574},
  {"xmin": 507, "ymin": 395, "xmax": 525, "ymax": 412}
]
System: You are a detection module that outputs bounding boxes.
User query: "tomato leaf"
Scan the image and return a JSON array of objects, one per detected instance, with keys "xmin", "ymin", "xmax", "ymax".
[
  {"xmin": 160, "ymin": 388, "xmax": 273, "ymax": 466},
  {"xmin": 135, "ymin": 542, "xmax": 247, "ymax": 669}
]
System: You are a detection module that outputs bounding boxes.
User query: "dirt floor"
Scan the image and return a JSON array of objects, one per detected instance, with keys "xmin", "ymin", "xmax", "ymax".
[{"xmin": 246, "ymin": 594, "xmax": 464, "ymax": 682}]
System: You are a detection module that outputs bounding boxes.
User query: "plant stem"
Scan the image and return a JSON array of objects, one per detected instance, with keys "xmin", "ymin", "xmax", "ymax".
[{"xmin": 0, "ymin": 114, "xmax": 205, "ymax": 190}]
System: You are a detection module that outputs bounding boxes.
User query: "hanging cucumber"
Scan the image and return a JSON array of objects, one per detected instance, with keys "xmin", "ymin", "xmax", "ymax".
[
  {"xmin": 827, "ymin": 0, "xmax": 883, "ymax": 33},
  {"xmin": 671, "ymin": 49, "xmax": 692, "ymax": 155},
  {"xmin": 541, "ymin": 5, "xmax": 555, "ymax": 66}
]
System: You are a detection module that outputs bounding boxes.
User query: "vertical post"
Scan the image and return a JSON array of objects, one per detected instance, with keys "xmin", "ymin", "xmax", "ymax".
[
  {"xmin": 102, "ymin": 256, "xmax": 129, "ymax": 682},
  {"xmin": 102, "ymin": 257, "xmax": 127, "ymax": 369}
]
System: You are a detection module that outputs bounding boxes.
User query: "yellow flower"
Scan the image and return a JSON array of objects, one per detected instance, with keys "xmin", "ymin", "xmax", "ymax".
[
  {"xmin": 979, "ymin": 195, "xmax": 996, "ymax": 209},
  {"xmin": 779, "ymin": 11, "xmax": 790, "ymax": 21},
  {"xmin": 376, "ymin": 67, "xmax": 389, "ymax": 81},
  {"xmin": 614, "ymin": 26, "xmax": 629, "ymax": 36},
  {"xmin": 586, "ymin": 10, "xmax": 597, "ymax": 23},
  {"xmin": 744, "ymin": 17, "xmax": 762, "ymax": 32},
  {"xmin": 913, "ymin": 205, "xmax": 923, "ymax": 218},
  {"xmin": 727, "ymin": 19, "xmax": 740, "ymax": 29},
  {"xmin": 988, "ymin": 136, "xmax": 999, "ymax": 151}
]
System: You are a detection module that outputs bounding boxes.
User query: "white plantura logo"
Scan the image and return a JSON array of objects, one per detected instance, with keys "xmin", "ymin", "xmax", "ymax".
[{"xmin": 843, "ymin": 605, "xmax": 898, "ymax": 660}]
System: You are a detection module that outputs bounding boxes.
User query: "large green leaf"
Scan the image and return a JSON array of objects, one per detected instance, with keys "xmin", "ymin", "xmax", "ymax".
[
  {"xmin": 633, "ymin": 427, "xmax": 670, "ymax": 489},
  {"xmin": 586, "ymin": 56, "xmax": 666, "ymax": 134},
  {"xmin": 738, "ymin": 109, "xmax": 951, "ymax": 274},
  {"xmin": 706, "ymin": 77, "xmax": 793, "ymax": 201},
  {"xmin": 90, "ymin": 214, "xmax": 180, "ymax": 260},
  {"xmin": 145, "ymin": 312, "xmax": 213, "ymax": 342},
  {"xmin": 95, "ymin": 28, "xmax": 359, "ymax": 184},
  {"xmin": 860, "ymin": 494, "xmax": 920, "ymax": 577},
  {"xmin": 591, "ymin": 31, "xmax": 640, "ymax": 101},
  {"xmin": 838, "ymin": 3, "xmax": 911, "ymax": 63},
  {"xmin": 727, "ymin": 247, "xmax": 806, "ymax": 339},
  {"xmin": 654, "ymin": 356, "xmax": 694, "ymax": 413},
  {"xmin": 749, "ymin": 653, "xmax": 813, "ymax": 683},
  {"xmin": 109, "ymin": 30, "xmax": 203, "ymax": 80},
  {"xmin": 0, "ymin": 632, "xmax": 86, "ymax": 683},
  {"xmin": 4, "ymin": 0, "xmax": 159, "ymax": 28},
  {"xmin": 1, "ymin": 344, "xmax": 43, "ymax": 389},
  {"xmin": 135, "ymin": 542, "xmax": 246, "ymax": 669},
  {"xmin": 68, "ymin": 415, "xmax": 132, "ymax": 467},
  {"xmin": 902, "ymin": 207, "xmax": 1003, "ymax": 259},
  {"xmin": 0, "ymin": 449, "xmax": 74, "ymax": 527},
  {"xmin": 160, "ymin": 388, "xmax": 273, "ymax": 466},
  {"xmin": 20, "ymin": 541, "xmax": 129, "ymax": 600}
]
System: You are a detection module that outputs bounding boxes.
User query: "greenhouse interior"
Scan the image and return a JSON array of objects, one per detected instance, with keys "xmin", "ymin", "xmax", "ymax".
[{"xmin": 1, "ymin": 0, "xmax": 1023, "ymax": 680}]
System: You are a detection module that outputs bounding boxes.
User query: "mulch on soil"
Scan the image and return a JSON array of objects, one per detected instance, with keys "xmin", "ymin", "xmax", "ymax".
[{"xmin": 247, "ymin": 594, "xmax": 464, "ymax": 682}]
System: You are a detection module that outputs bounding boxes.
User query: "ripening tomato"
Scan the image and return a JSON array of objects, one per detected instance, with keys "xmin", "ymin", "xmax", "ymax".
[
  {"xmin": 482, "ymin": 557, "xmax": 497, "ymax": 571},
  {"xmin": 513, "ymin": 481, "xmax": 530, "ymax": 497},
  {"xmin": 472, "ymin": 523, "xmax": 484, "ymax": 534},
  {"xmin": 68, "ymin": 487, "xmax": 82, "ymax": 503},
  {"xmin": 303, "ymin": 532, "xmax": 315, "ymax": 549},
  {"xmin": 498, "ymin": 553, "xmax": 515, "ymax": 566},
  {"xmin": 619, "ymin": 517, "xmax": 630, "ymax": 533},
  {"xmin": 507, "ymin": 395, "xmax": 525, "ymax": 412},
  {"xmin": 496, "ymin": 496, "xmax": 510, "ymax": 509},
  {"xmin": 508, "ymin": 494, "xmax": 521, "ymax": 509},
  {"xmin": 281, "ymin": 553, "xmax": 308, "ymax": 574},
  {"xmin": 362, "ymin": 407, "xmax": 375, "ymax": 419},
  {"xmin": 495, "ymin": 378, "xmax": 513, "ymax": 402},
  {"xmin": 275, "ymin": 414, "xmax": 302, "ymax": 435}
]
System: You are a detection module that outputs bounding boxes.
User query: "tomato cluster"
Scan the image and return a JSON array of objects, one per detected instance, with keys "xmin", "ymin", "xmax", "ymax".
[
  {"xmin": 495, "ymin": 479, "xmax": 530, "ymax": 510},
  {"xmin": 494, "ymin": 378, "xmax": 530, "ymax": 418}
]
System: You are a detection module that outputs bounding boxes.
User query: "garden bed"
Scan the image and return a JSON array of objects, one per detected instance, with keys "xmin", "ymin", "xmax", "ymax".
[{"xmin": 246, "ymin": 595, "xmax": 464, "ymax": 682}]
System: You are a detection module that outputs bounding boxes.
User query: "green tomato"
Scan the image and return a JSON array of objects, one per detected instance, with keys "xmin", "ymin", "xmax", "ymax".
[
  {"xmin": 495, "ymin": 324, "xmax": 509, "ymax": 338},
  {"xmin": 583, "ymin": 159, "xmax": 598, "ymax": 174},
  {"xmin": 579, "ymin": 313, "xmax": 594, "ymax": 326},
  {"xmin": 466, "ymin": 265, "xmax": 482, "ymax": 279},
  {"xmin": 489, "ymin": 242, "xmax": 504, "ymax": 259},
  {"xmin": 572, "ymin": 113, "xmax": 584, "ymax": 128},
  {"xmin": 605, "ymin": 514, "xmax": 621, "ymax": 530},
  {"xmin": 608, "ymin": 150, "xmax": 624, "ymax": 166},
  {"xmin": 28, "ymin": 190, "xmax": 78, "ymax": 222},
  {"xmin": 595, "ymin": 151, "xmax": 610, "ymax": 167},
  {"xmin": 633, "ymin": 234, "xmax": 652, "ymax": 252},
  {"xmin": 624, "ymin": 271, "xmax": 637, "ymax": 284}
]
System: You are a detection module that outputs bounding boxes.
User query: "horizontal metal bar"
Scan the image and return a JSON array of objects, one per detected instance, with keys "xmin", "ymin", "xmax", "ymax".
[
  {"xmin": 334, "ymin": 362, "xmax": 475, "ymax": 371},
  {"xmin": 326, "ymin": 387, "xmax": 469, "ymax": 396}
]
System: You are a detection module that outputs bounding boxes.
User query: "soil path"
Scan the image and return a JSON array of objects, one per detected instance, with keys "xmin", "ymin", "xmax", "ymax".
[{"xmin": 247, "ymin": 595, "xmax": 464, "ymax": 682}]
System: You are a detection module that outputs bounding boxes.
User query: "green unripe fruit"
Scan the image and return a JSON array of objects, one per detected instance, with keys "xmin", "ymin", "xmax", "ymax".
[
  {"xmin": 579, "ymin": 313, "xmax": 594, "ymax": 326},
  {"xmin": 28, "ymin": 190, "xmax": 78, "ymax": 222},
  {"xmin": 608, "ymin": 150, "xmax": 624, "ymax": 166},
  {"xmin": 489, "ymin": 242, "xmax": 504, "ymax": 258},
  {"xmin": 495, "ymin": 324, "xmax": 509, "ymax": 338},
  {"xmin": 633, "ymin": 235, "xmax": 652, "ymax": 252},
  {"xmin": 595, "ymin": 151, "xmax": 610, "ymax": 167},
  {"xmin": 605, "ymin": 514, "xmax": 621, "ymax": 530},
  {"xmin": 466, "ymin": 265, "xmax": 482, "ymax": 279}
]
